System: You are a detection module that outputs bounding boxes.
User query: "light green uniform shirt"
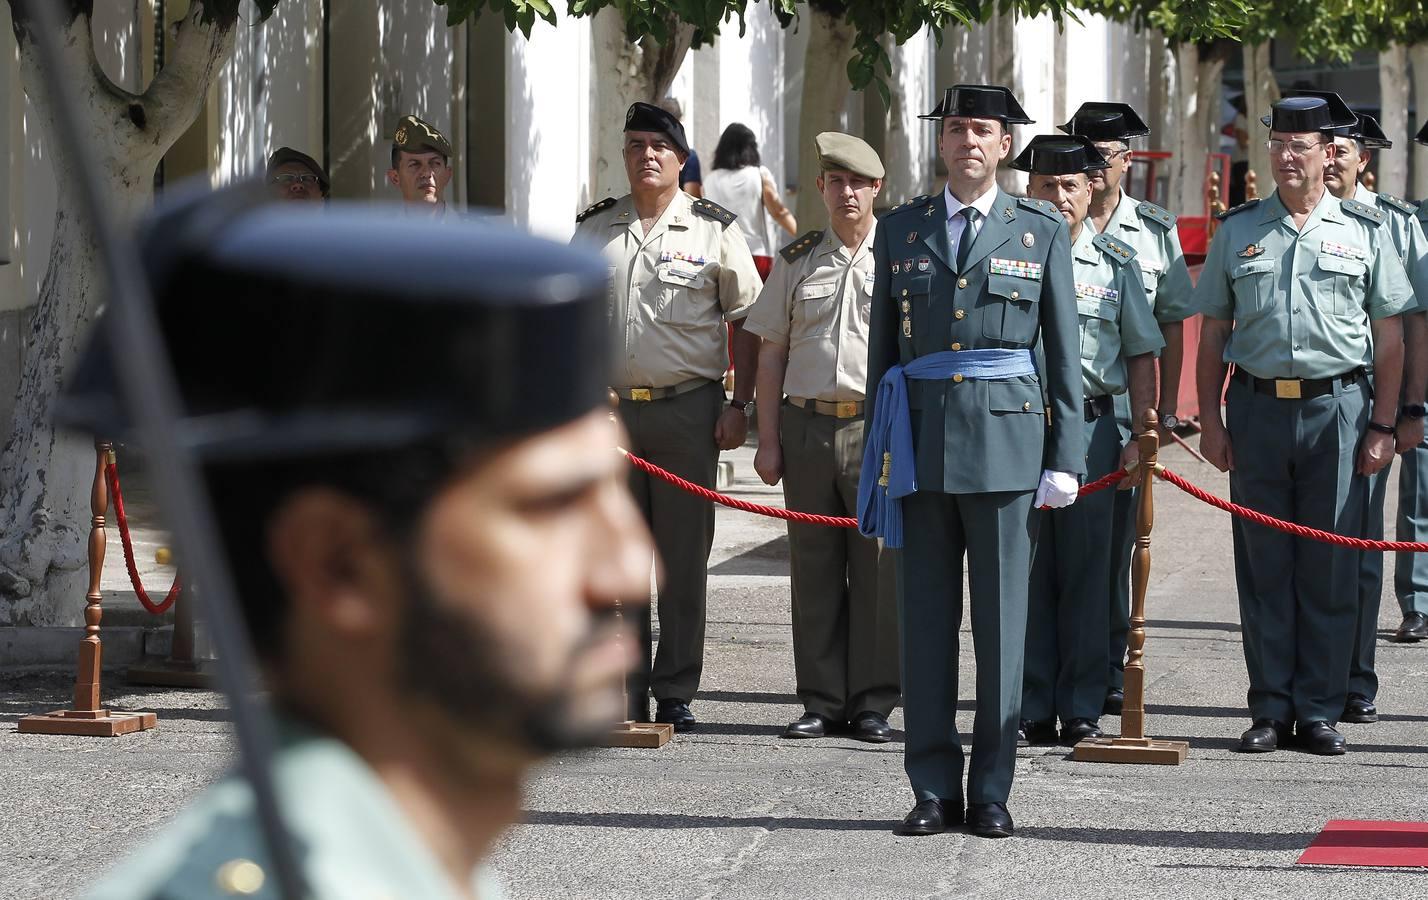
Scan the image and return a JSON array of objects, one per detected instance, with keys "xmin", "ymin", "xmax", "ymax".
[
  {"xmin": 1195, "ymin": 188, "xmax": 1415, "ymax": 380},
  {"xmin": 1356, "ymin": 183, "xmax": 1428, "ymax": 313},
  {"xmin": 1101, "ymin": 191, "xmax": 1195, "ymax": 325},
  {"xmin": 1072, "ymin": 225, "xmax": 1165, "ymax": 398},
  {"xmin": 85, "ymin": 721, "xmax": 506, "ymax": 900}
]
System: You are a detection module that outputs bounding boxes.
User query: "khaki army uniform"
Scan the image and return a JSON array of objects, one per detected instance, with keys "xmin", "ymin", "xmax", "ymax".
[
  {"xmin": 1196, "ymin": 189, "xmax": 1414, "ymax": 727},
  {"xmin": 573, "ymin": 191, "xmax": 761, "ymax": 709},
  {"xmin": 85, "ymin": 722, "xmax": 505, "ymax": 900},
  {"xmin": 745, "ymin": 224, "xmax": 900, "ymax": 723},
  {"xmin": 1024, "ymin": 226, "xmax": 1163, "ymax": 727}
]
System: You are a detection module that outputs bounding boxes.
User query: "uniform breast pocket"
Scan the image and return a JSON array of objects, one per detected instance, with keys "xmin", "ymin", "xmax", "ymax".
[
  {"xmin": 1077, "ymin": 297, "xmax": 1118, "ymax": 362},
  {"xmin": 982, "ymin": 273, "xmax": 1042, "ymax": 344},
  {"xmin": 987, "ymin": 381, "xmax": 1045, "ymax": 417},
  {"xmin": 656, "ymin": 263, "xmax": 712, "ymax": 324},
  {"xmin": 793, "ymin": 280, "xmax": 839, "ymax": 337},
  {"xmin": 1139, "ymin": 264, "xmax": 1161, "ymax": 302},
  {"xmin": 1230, "ymin": 259, "xmax": 1276, "ymax": 319},
  {"xmin": 1314, "ymin": 253, "xmax": 1368, "ymax": 317}
]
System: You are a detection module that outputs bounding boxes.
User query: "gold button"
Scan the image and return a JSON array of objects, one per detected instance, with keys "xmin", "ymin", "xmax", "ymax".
[
  {"xmin": 215, "ymin": 860, "xmax": 265, "ymax": 895},
  {"xmin": 950, "ymin": 342, "xmax": 962, "ymax": 351},
  {"xmin": 1011, "ymin": 290, "xmax": 1020, "ymax": 299},
  {"xmin": 1023, "ymin": 402, "xmax": 1031, "ymax": 411},
  {"xmin": 955, "ymin": 309, "xmax": 966, "ymax": 320},
  {"xmin": 953, "ymin": 374, "xmax": 964, "ymax": 383},
  {"xmin": 901, "ymin": 289, "xmax": 909, "ymax": 297},
  {"xmin": 957, "ymin": 278, "xmax": 968, "ymax": 289}
]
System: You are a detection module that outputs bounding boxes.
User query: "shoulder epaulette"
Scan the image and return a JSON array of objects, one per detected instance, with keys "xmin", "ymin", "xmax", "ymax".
[
  {"xmin": 1417, "ymin": 203, "xmax": 1428, "ymax": 224},
  {"xmin": 1342, "ymin": 197, "xmax": 1386, "ymax": 225},
  {"xmin": 1215, "ymin": 199, "xmax": 1260, "ymax": 221},
  {"xmin": 692, "ymin": 197, "xmax": 737, "ymax": 226},
  {"xmin": 1017, "ymin": 196, "xmax": 1061, "ymax": 220},
  {"xmin": 1092, "ymin": 232, "xmax": 1138, "ymax": 266},
  {"xmin": 887, "ymin": 194, "xmax": 932, "ymax": 216},
  {"xmin": 1136, "ymin": 200, "xmax": 1177, "ymax": 229},
  {"xmin": 575, "ymin": 197, "xmax": 615, "ymax": 224},
  {"xmin": 1379, "ymin": 194, "xmax": 1418, "ymax": 216},
  {"xmin": 779, "ymin": 230, "xmax": 824, "ymax": 263}
]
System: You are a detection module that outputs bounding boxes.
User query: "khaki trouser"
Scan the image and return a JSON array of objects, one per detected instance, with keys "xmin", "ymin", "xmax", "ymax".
[{"xmin": 780, "ymin": 402, "xmax": 900, "ymax": 721}]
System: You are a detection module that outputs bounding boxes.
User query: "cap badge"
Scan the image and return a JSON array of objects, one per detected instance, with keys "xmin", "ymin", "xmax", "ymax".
[
  {"xmin": 1022, "ymin": 232, "xmax": 1035, "ymax": 248},
  {"xmin": 394, "ymin": 127, "xmax": 408, "ymax": 144}
]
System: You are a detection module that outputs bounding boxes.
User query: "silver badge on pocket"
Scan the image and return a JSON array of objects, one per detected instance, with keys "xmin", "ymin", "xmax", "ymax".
[{"xmin": 1022, "ymin": 232, "xmax": 1035, "ymax": 248}]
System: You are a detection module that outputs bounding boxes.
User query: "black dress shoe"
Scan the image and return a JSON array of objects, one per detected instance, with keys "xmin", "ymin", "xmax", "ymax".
[
  {"xmin": 1298, "ymin": 720, "xmax": 1347, "ymax": 755},
  {"xmin": 1236, "ymin": 718, "xmax": 1291, "ymax": 753},
  {"xmin": 894, "ymin": 798, "xmax": 958, "ymax": 836},
  {"xmin": 850, "ymin": 711, "xmax": 893, "ymax": 743},
  {"xmin": 1341, "ymin": 693, "xmax": 1379, "ymax": 724},
  {"xmin": 782, "ymin": 712, "xmax": 833, "ymax": 739},
  {"xmin": 1060, "ymin": 718, "xmax": 1103, "ymax": 746},
  {"xmin": 1102, "ymin": 688, "xmax": 1124, "ymax": 717},
  {"xmin": 965, "ymin": 802, "xmax": 1014, "ymax": 838},
  {"xmin": 1018, "ymin": 718, "xmax": 1058, "ymax": 747},
  {"xmin": 1392, "ymin": 611, "xmax": 1428, "ymax": 643},
  {"xmin": 654, "ymin": 699, "xmax": 696, "ymax": 733}
]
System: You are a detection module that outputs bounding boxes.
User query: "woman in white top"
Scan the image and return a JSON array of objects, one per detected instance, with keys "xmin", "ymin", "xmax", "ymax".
[{"xmin": 702, "ymin": 123, "xmax": 797, "ymax": 281}]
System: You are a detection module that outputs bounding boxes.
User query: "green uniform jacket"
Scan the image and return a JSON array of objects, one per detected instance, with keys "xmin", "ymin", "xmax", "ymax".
[{"xmin": 865, "ymin": 187, "xmax": 1085, "ymax": 493}]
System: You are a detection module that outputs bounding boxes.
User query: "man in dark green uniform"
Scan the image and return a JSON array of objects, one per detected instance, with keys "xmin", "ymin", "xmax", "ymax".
[
  {"xmin": 1195, "ymin": 96, "xmax": 1414, "ymax": 756},
  {"xmin": 1395, "ymin": 119, "xmax": 1428, "ymax": 645},
  {"xmin": 861, "ymin": 85, "xmax": 1084, "ymax": 839},
  {"xmin": 1015, "ymin": 135, "xmax": 1163, "ymax": 748}
]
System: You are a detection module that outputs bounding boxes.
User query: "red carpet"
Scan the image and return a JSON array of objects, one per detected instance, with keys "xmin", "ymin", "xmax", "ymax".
[{"xmin": 1297, "ymin": 820, "xmax": 1428, "ymax": 867}]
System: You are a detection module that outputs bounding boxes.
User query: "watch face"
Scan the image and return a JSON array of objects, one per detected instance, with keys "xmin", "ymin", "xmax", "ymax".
[{"xmin": 1161, "ymin": 415, "xmax": 1179, "ymax": 430}]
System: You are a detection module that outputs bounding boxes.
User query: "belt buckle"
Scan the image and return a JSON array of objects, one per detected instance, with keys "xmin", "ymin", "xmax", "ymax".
[
  {"xmin": 629, "ymin": 388, "xmax": 652, "ymax": 402},
  {"xmin": 835, "ymin": 401, "xmax": 859, "ymax": 418},
  {"xmin": 1274, "ymin": 379, "xmax": 1302, "ymax": 400}
]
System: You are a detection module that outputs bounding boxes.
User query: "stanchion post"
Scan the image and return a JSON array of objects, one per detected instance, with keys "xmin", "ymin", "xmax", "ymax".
[
  {"xmin": 1072, "ymin": 410, "xmax": 1188, "ymax": 764},
  {"xmin": 20, "ymin": 440, "xmax": 157, "ymax": 736},
  {"xmin": 603, "ymin": 596, "xmax": 672, "ymax": 748}
]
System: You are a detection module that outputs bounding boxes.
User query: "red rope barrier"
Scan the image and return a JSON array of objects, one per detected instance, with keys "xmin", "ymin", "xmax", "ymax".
[
  {"xmin": 621, "ymin": 451, "xmax": 1129, "ymax": 529},
  {"xmin": 104, "ymin": 461, "xmax": 182, "ymax": 615}
]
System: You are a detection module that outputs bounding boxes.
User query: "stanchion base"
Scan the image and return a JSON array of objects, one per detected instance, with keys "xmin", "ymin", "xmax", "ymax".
[
  {"xmin": 604, "ymin": 721, "xmax": 674, "ymax": 748},
  {"xmin": 18, "ymin": 709, "xmax": 158, "ymax": 737},
  {"xmin": 1072, "ymin": 736, "xmax": 1188, "ymax": 765},
  {"xmin": 127, "ymin": 658, "xmax": 213, "ymax": 689}
]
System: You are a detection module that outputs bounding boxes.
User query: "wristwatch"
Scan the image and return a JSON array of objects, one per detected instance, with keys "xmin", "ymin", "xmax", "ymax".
[
  {"xmin": 1401, "ymin": 404, "xmax": 1427, "ymax": 420},
  {"xmin": 1160, "ymin": 413, "xmax": 1180, "ymax": 431},
  {"xmin": 1367, "ymin": 421, "xmax": 1397, "ymax": 435},
  {"xmin": 729, "ymin": 399, "xmax": 752, "ymax": 414}
]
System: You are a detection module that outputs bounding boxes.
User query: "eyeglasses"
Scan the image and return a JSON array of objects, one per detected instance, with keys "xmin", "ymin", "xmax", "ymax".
[
  {"xmin": 1094, "ymin": 146, "xmax": 1130, "ymax": 161},
  {"xmin": 271, "ymin": 173, "xmax": 322, "ymax": 186},
  {"xmin": 1265, "ymin": 139, "xmax": 1323, "ymax": 157}
]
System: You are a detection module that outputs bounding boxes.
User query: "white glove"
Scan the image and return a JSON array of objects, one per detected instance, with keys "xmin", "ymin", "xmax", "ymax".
[{"xmin": 1034, "ymin": 470, "xmax": 1080, "ymax": 509}]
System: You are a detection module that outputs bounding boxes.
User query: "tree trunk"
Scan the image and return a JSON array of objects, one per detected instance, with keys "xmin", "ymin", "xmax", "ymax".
[
  {"xmin": 1146, "ymin": 29, "xmax": 1174, "ymax": 204},
  {"xmin": 1412, "ymin": 43, "xmax": 1428, "ymax": 201},
  {"xmin": 1379, "ymin": 43, "xmax": 1410, "ymax": 198},
  {"xmin": 1242, "ymin": 41, "xmax": 1278, "ymax": 190},
  {"xmin": 1, "ymin": 2, "xmax": 235, "ymax": 624},
  {"xmin": 879, "ymin": 30, "xmax": 932, "ymax": 206},
  {"xmin": 589, "ymin": 9, "xmax": 696, "ymax": 203},
  {"xmin": 1172, "ymin": 44, "xmax": 1204, "ymax": 216},
  {"xmin": 794, "ymin": 5, "xmax": 856, "ymax": 228}
]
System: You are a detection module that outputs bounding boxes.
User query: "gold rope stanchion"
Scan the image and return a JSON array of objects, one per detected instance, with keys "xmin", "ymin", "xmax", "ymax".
[
  {"xmin": 603, "ymin": 595, "xmax": 672, "ymax": 748},
  {"xmin": 1073, "ymin": 410, "xmax": 1188, "ymax": 764}
]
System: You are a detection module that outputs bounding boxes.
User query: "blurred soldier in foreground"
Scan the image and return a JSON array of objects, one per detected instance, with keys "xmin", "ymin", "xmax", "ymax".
[
  {"xmin": 573, "ymin": 102, "xmax": 761, "ymax": 731},
  {"xmin": 387, "ymin": 113, "xmax": 455, "ymax": 216},
  {"xmin": 747, "ymin": 132, "xmax": 900, "ymax": 743},
  {"xmin": 265, "ymin": 147, "xmax": 329, "ymax": 202},
  {"xmin": 76, "ymin": 189, "xmax": 652, "ymax": 899}
]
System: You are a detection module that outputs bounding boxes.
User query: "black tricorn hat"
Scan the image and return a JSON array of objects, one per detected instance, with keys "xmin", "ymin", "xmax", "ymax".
[
  {"xmin": 1261, "ymin": 94, "xmax": 1357, "ymax": 132},
  {"xmin": 1009, "ymin": 135, "xmax": 1110, "ymax": 176},
  {"xmin": 920, "ymin": 84, "xmax": 1034, "ymax": 125},
  {"xmin": 624, "ymin": 101, "xmax": 691, "ymax": 157},
  {"xmin": 57, "ymin": 183, "xmax": 612, "ymax": 464},
  {"xmin": 1281, "ymin": 89, "xmax": 1390, "ymax": 148},
  {"xmin": 1417, "ymin": 120, "xmax": 1428, "ymax": 146},
  {"xmin": 1348, "ymin": 113, "xmax": 1392, "ymax": 150},
  {"xmin": 1058, "ymin": 102, "xmax": 1150, "ymax": 141}
]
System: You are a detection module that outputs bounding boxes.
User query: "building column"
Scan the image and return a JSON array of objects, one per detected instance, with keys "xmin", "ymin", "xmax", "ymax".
[{"xmin": 506, "ymin": 19, "xmax": 591, "ymax": 239}]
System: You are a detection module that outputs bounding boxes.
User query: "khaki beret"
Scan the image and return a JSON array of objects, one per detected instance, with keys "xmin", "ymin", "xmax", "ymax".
[
  {"xmin": 814, "ymin": 132, "xmax": 884, "ymax": 180},
  {"xmin": 392, "ymin": 114, "xmax": 452, "ymax": 158}
]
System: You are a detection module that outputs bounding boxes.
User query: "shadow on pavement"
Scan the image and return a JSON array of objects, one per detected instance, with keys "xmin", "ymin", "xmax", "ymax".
[
  {"xmin": 521, "ymin": 810, "xmax": 892, "ymax": 831},
  {"xmin": 1019, "ymin": 826, "xmax": 1317, "ymax": 851}
]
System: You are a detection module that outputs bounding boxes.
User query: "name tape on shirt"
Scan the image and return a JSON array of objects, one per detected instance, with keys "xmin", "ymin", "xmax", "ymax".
[{"xmin": 989, "ymin": 258, "xmax": 1043, "ymax": 280}]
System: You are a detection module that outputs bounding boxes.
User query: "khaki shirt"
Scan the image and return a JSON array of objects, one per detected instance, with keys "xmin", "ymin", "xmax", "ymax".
[
  {"xmin": 1101, "ymin": 191, "xmax": 1195, "ymax": 324},
  {"xmin": 573, "ymin": 191, "xmax": 761, "ymax": 389},
  {"xmin": 744, "ymin": 224, "xmax": 877, "ymax": 402},
  {"xmin": 1072, "ymin": 225, "xmax": 1165, "ymax": 398},
  {"xmin": 1195, "ymin": 188, "xmax": 1415, "ymax": 379}
]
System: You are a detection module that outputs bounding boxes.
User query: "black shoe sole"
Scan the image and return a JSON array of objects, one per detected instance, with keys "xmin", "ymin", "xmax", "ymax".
[
  {"xmin": 1235, "ymin": 743, "xmax": 1279, "ymax": 753},
  {"xmin": 893, "ymin": 823, "xmax": 948, "ymax": 836},
  {"xmin": 851, "ymin": 732, "xmax": 893, "ymax": 744},
  {"xmin": 657, "ymin": 720, "xmax": 696, "ymax": 733},
  {"xmin": 1390, "ymin": 633, "xmax": 1427, "ymax": 643},
  {"xmin": 781, "ymin": 730, "xmax": 825, "ymax": 739},
  {"xmin": 967, "ymin": 825, "xmax": 1014, "ymax": 838},
  {"xmin": 1340, "ymin": 712, "xmax": 1379, "ymax": 724}
]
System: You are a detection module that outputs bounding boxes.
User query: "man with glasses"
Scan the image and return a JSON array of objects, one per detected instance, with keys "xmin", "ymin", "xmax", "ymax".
[
  {"xmin": 1195, "ymin": 95, "xmax": 1415, "ymax": 756},
  {"xmin": 386, "ymin": 114, "xmax": 455, "ymax": 217},
  {"xmin": 265, "ymin": 147, "xmax": 328, "ymax": 202},
  {"xmin": 1059, "ymin": 102, "xmax": 1195, "ymax": 719}
]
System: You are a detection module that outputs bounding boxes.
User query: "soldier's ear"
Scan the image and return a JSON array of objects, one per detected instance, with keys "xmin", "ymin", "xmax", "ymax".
[{"xmin": 386, "ymin": 169, "xmax": 399, "ymax": 187}]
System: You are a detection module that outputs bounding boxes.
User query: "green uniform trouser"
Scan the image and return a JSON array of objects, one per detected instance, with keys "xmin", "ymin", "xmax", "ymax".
[
  {"xmin": 1225, "ymin": 377, "xmax": 1367, "ymax": 726},
  {"xmin": 1025, "ymin": 405, "xmax": 1122, "ymax": 724},
  {"xmin": 1107, "ymin": 392, "xmax": 1135, "ymax": 692},
  {"xmin": 620, "ymin": 381, "xmax": 724, "ymax": 711},
  {"xmin": 1395, "ymin": 443, "xmax": 1428, "ymax": 616},
  {"xmin": 900, "ymin": 489, "xmax": 1038, "ymax": 806},
  {"xmin": 1350, "ymin": 456, "xmax": 1391, "ymax": 701},
  {"xmin": 780, "ymin": 402, "xmax": 900, "ymax": 721}
]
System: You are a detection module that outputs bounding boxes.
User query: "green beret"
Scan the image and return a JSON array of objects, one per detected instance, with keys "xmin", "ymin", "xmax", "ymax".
[
  {"xmin": 814, "ymin": 132, "xmax": 884, "ymax": 180},
  {"xmin": 392, "ymin": 114, "xmax": 452, "ymax": 159}
]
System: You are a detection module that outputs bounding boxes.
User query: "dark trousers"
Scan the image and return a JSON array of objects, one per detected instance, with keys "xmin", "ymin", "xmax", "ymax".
[
  {"xmin": 899, "ymin": 489, "xmax": 1038, "ymax": 806},
  {"xmin": 1108, "ymin": 394, "xmax": 1135, "ymax": 691},
  {"xmin": 780, "ymin": 403, "xmax": 900, "ymax": 720},
  {"xmin": 1225, "ymin": 378, "xmax": 1367, "ymax": 726},
  {"xmin": 619, "ymin": 381, "xmax": 723, "ymax": 712},
  {"xmin": 1395, "ymin": 443, "xmax": 1428, "ymax": 616},
  {"xmin": 1350, "ymin": 457, "xmax": 1391, "ymax": 700}
]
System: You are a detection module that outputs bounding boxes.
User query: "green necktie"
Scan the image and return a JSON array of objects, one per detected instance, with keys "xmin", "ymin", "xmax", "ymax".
[{"xmin": 956, "ymin": 207, "xmax": 979, "ymax": 272}]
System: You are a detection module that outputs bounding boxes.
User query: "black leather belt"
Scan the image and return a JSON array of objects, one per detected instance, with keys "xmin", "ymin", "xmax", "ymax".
[
  {"xmin": 1084, "ymin": 394, "xmax": 1114, "ymax": 422},
  {"xmin": 1232, "ymin": 367, "xmax": 1365, "ymax": 400}
]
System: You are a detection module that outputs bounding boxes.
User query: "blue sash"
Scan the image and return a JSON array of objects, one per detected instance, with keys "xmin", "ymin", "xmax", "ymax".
[{"xmin": 857, "ymin": 348, "xmax": 1037, "ymax": 548}]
